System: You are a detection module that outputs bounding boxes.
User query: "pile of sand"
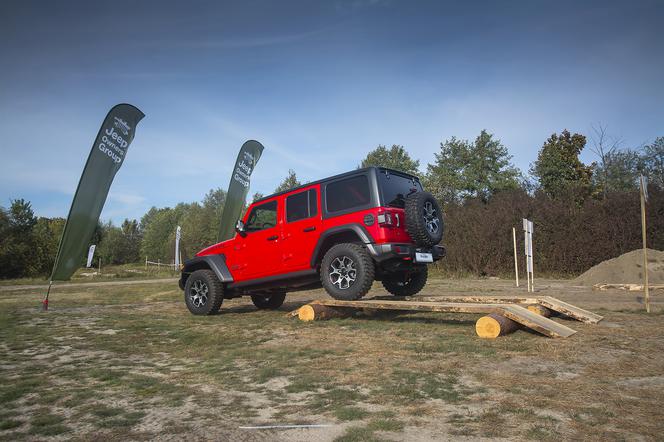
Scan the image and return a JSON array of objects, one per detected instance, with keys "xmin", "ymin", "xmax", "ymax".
[{"xmin": 575, "ymin": 249, "xmax": 664, "ymax": 286}]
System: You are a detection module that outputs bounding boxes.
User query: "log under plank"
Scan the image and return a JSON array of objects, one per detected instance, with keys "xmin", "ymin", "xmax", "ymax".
[
  {"xmin": 476, "ymin": 313, "xmax": 520, "ymax": 338},
  {"xmin": 527, "ymin": 304, "xmax": 553, "ymax": 317},
  {"xmin": 297, "ymin": 304, "xmax": 350, "ymax": 321}
]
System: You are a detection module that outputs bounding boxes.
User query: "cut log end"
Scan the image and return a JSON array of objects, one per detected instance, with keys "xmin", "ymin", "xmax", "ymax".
[
  {"xmin": 527, "ymin": 305, "xmax": 553, "ymax": 317},
  {"xmin": 475, "ymin": 313, "xmax": 520, "ymax": 338},
  {"xmin": 297, "ymin": 304, "xmax": 350, "ymax": 321}
]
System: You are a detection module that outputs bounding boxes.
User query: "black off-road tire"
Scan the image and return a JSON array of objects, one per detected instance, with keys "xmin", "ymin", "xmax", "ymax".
[
  {"xmin": 405, "ymin": 191, "xmax": 444, "ymax": 247},
  {"xmin": 251, "ymin": 292, "xmax": 287, "ymax": 310},
  {"xmin": 184, "ymin": 269, "xmax": 224, "ymax": 315},
  {"xmin": 382, "ymin": 266, "xmax": 428, "ymax": 297},
  {"xmin": 321, "ymin": 243, "xmax": 375, "ymax": 300}
]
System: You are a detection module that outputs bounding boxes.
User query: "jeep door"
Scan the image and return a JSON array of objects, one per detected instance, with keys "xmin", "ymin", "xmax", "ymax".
[
  {"xmin": 281, "ymin": 187, "xmax": 321, "ymax": 271},
  {"xmin": 231, "ymin": 199, "xmax": 282, "ymax": 280}
]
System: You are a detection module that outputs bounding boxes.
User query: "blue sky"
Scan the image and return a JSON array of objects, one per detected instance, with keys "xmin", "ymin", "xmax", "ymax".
[{"xmin": 1, "ymin": 0, "xmax": 662, "ymax": 223}]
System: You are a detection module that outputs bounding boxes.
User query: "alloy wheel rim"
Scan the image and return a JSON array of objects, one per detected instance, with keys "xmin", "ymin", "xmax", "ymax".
[
  {"xmin": 423, "ymin": 201, "xmax": 440, "ymax": 234},
  {"xmin": 329, "ymin": 255, "xmax": 357, "ymax": 290},
  {"xmin": 189, "ymin": 280, "xmax": 209, "ymax": 308}
]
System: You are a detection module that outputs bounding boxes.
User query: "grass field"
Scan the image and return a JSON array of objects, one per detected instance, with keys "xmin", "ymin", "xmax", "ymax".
[
  {"xmin": 0, "ymin": 263, "xmax": 178, "ymax": 287},
  {"xmin": 0, "ymin": 277, "xmax": 662, "ymax": 441}
]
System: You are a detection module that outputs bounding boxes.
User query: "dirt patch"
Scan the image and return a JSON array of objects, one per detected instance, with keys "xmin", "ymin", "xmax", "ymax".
[{"xmin": 575, "ymin": 248, "xmax": 664, "ymax": 286}]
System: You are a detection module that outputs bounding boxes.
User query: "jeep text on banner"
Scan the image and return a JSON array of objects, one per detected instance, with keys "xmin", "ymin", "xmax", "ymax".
[
  {"xmin": 218, "ymin": 140, "xmax": 264, "ymax": 242},
  {"xmin": 50, "ymin": 104, "xmax": 145, "ymax": 281}
]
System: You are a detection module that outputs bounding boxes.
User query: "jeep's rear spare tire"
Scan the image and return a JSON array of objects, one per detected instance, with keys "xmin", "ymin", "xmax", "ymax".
[
  {"xmin": 321, "ymin": 243, "xmax": 375, "ymax": 301},
  {"xmin": 405, "ymin": 191, "xmax": 443, "ymax": 247},
  {"xmin": 184, "ymin": 269, "xmax": 224, "ymax": 315},
  {"xmin": 251, "ymin": 292, "xmax": 286, "ymax": 310}
]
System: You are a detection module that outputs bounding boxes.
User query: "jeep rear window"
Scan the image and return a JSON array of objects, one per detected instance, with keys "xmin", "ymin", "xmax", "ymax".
[
  {"xmin": 378, "ymin": 170, "xmax": 421, "ymax": 208},
  {"xmin": 325, "ymin": 175, "xmax": 370, "ymax": 213},
  {"xmin": 287, "ymin": 189, "xmax": 318, "ymax": 222},
  {"xmin": 245, "ymin": 200, "xmax": 277, "ymax": 232}
]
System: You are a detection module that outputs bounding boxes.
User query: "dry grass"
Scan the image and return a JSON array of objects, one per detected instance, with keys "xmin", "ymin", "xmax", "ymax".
[{"xmin": 0, "ymin": 277, "xmax": 662, "ymax": 441}]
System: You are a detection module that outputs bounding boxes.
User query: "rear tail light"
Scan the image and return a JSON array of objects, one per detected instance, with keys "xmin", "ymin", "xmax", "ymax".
[{"xmin": 377, "ymin": 211, "xmax": 399, "ymax": 227}]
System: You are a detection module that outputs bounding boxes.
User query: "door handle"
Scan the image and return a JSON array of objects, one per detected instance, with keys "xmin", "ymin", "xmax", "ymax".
[
  {"xmin": 267, "ymin": 235, "xmax": 278, "ymax": 241},
  {"xmin": 303, "ymin": 226, "xmax": 316, "ymax": 232}
]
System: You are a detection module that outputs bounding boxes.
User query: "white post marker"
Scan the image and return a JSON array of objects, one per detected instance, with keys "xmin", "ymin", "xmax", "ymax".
[
  {"xmin": 528, "ymin": 220, "xmax": 534, "ymax": 292},
  {"xmin": 175, "ymin": 226, "xmax": 182, "ymax": 268},
  {"xmin": 523, "ymin": 218, "xmax": 534, "ymax": 292},
  {"xmin": 512, "ymin": 227, "xmax": 519, "ymax": 287},
  {"xmin": 86, "ymin": 245, "xmax": 96, "ymax": 268}
]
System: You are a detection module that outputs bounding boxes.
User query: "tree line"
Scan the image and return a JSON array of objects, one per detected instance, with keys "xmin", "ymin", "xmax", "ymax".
[{"xmin": 1, "ymin": 128, "xmax": 662, "ymax": 279}]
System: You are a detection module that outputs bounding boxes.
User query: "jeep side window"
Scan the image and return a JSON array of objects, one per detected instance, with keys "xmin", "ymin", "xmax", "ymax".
[
  {"xmin": 326, "ymin": 175, "xmax": 370, "ymax": 213},
  {"xmin": 245, "ymin": 200, "xmax": 277, "ymax": 232},
  {"xmin": 287, "ymin": 189, "xmax": 318, "ymax": 222}
]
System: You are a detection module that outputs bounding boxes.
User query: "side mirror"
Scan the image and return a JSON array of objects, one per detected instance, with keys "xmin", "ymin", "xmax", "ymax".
[{"xmin": 235, "ymin": 220, "xmax": 247, "ymax": 237}]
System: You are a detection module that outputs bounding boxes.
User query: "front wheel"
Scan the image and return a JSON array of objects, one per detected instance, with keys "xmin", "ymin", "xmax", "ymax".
[
  {"xmin": 382, "ymin": 266, "xmax": 428, "ymax": 297},
  {"xmin": 320, "ymin": 243, "xmax": 375, "ymax": 300},
  {"xmin": 251, "ymin": 292, "xmax": 286, "ymax": 310},
  {"xmin": 184, "ymin": 270, "xmax": 224, "ymax": 315}
]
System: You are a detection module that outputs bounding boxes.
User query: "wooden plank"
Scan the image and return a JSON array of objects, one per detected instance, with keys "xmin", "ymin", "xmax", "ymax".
[
  {"xmin": 307, "ymin": 299, "xmax": 501, "ymax": 315},
  {"xmin": 299, "ymin": 299, "xmax": 577, "ymax": 338},
  {"xmin": 413, "ymin": 295, "xmax": 541, "ymax": 304},
  {"xmin": 500, "ymin": 305, "xmax": 576, "ymax": 338},
  {"xmin": 536, "ymin": 296, "xmax": 603, "ymax": 324},
  {"xmin": 593, "ymin": 283, "xmax": 664, "ymax": 291},
  {"xmin": 396, "ymin": 295, "xmax": 603, "ymax": 325}
]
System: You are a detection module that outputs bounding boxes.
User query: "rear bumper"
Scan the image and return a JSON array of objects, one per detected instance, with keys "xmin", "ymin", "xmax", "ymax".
[{"xmin": 366, "ymin": 243, "xmax": 445, "ymax": 263}]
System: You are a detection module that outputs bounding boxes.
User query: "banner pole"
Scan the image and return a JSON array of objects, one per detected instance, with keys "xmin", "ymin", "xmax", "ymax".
[{"xmin": 42, "ymin": 281, "xmax": 52, "ymax": 311}]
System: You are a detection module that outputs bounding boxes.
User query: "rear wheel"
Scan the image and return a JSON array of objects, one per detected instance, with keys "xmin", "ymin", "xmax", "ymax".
[
  {"xmin": 382, "ymin": 266, "xmax": 428, "ymax": 297},
  {"xmin": 184, "ymin": 270, "xmax": 224, "ymax": 315},
  {"xmin": 321, "ymin": 243, "xmax": 375, "ymax": 300},
  {"xmin": 251, "ymin": 292, "xmax": 286, "ymax": 310}
]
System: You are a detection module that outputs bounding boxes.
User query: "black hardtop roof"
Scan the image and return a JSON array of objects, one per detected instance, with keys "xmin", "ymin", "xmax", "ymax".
[{"xmin": 252, "ymin": 166, "xmax": 420, "ymax": 205}]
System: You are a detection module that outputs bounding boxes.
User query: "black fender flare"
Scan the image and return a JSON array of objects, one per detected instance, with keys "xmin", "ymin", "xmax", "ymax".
[
  {"xmin": 179, "ymin": 255, "xmax": 233, "ymax": 290},
  {"xmin": 310, "ymin": 224, "xmax": 373, "ymax": 267}
]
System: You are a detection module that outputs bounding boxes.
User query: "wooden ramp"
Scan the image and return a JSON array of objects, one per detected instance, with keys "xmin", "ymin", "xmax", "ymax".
[
  {"xmin": 400, "ymin": 295, "xmax": 603, "ymax": 324},
  {"xmin": 293, "ymin": 299, "xmax": 577, "ymax": 338}
]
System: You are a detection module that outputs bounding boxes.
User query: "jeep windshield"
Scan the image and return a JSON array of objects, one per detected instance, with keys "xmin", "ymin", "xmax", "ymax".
[{"xmin": 377, "ymin": 170, "xmax": 422, "ymax": 208}]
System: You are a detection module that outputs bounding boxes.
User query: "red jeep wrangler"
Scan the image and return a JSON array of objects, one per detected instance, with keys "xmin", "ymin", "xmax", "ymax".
[{"xmin": 179, "ymin": 167, "xmax": 445, "ymax": 315}]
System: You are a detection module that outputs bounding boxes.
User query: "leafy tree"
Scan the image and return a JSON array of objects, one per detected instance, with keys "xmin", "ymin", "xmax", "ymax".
[
  {"xmin": 97, "ymin": 219, "xmax": 141, "ymax": 265},
  {"xmin": 0, "ymin": 199, "xmax": 39, "ymax": 277},
  {"xmin": 425, "ymin": 130, "xmax": 521, "ymax": 204},
  {"xmin": 203, "ymin": 188, "xmax": 226, "ymax": 220},
  {"xmin": 251, "ymin": 192, "xmax": 265, "ymax": 202},
  {"xmin": 643, "ymin": 136, "xmax": 664, "ymax": 189},
  {"xmin": 593, "ymin": 149, "xmax": 642, "ymax": 192},
  {"xmin": 140, "ymin": 205, "xmax": 189, "ymax": 262},
  {"xmin": 360, "ymin": 145, "xmax": 420, "ymax": 175},
  {"xmin": 8, "ymin": 199, "xmax": 37, "ymax": 234},
  {"xmin": 530, "ymin": 130, "xmax": 594, "ymax": 199},
  {"xmin": 32, "ymin": 217, "xmax": 65, "ymax": 275},
  {"xmin": 274, "ymin": 169, "xmax": 302, "ymax": 193}
]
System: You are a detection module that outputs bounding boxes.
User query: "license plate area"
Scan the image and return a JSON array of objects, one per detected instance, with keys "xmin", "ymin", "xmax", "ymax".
[{"xmin": 415, "ymin": 252, "xmax": 433, "ymax": 263}]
